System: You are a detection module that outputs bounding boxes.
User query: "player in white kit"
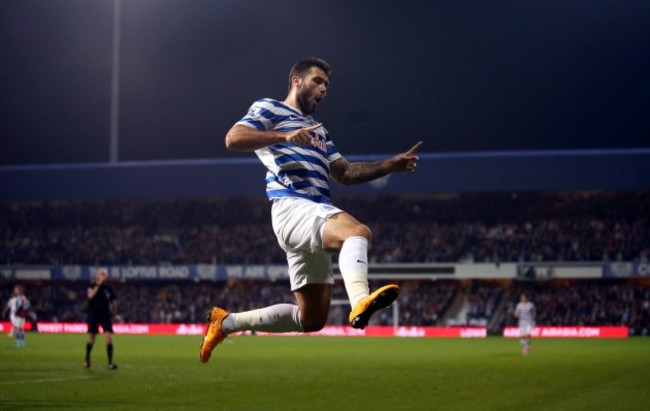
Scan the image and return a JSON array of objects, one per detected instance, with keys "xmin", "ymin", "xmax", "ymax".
[
  {"xmin": 2, "ymin": 285, "xmax": 31, "ymax": 348},
  {"xmin": 200, "ymin": 57, "xmax": 422, "ymax": 363},
  {"xmin": 514, "ymin": 293, "xmax": 536, "ymax": 355}
]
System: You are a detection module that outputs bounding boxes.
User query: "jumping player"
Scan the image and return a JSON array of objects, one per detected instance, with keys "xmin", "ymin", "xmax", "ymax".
[
  {"xmin": 200, "ymin": 57, "xmax": 422, "ymax": 363},
  {"xmin": 2, "ymin": 285, "xmax": 31, "ymax": 348},
  {"xmin": 514, "ymin": 292, "xmax": 536, "ymax": 355},
  {"xmin": 85, "ymin": 267, "xmax": 119, "ymax": 369}
]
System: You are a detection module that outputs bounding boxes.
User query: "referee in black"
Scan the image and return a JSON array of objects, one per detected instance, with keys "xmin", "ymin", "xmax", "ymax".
[{"xmin": 85, "ymin": 267, "xmax": 119, "ymax": 370}]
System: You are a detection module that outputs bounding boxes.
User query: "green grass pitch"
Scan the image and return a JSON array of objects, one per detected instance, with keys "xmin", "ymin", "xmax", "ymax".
[{"xmin": 1, "ymin": 334, "xmax": 649, "ymax": 410}]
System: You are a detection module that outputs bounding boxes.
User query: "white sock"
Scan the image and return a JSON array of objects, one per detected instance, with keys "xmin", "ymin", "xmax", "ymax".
[
  {"xmin": 222, "ymin": 304, "xmax": 303, "ymax": 334},
  {"xmin": 338, "ymin": 236, "xmax": 370, "ymax": 308}
]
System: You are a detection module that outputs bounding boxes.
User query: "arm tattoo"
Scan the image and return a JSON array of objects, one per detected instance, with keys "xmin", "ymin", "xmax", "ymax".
[{"xmin": 340, "ymin": 161, "xmax": 390, "ymax": 185}]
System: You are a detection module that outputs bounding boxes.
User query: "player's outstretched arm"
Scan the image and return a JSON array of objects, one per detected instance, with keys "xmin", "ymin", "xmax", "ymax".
[
  {"xmin": 225, "ymin": 124, "xmax": 322, "ymax": 152},
  {"xmin": 331, "ymin": 141, "xmax": 422, "ymax": 186}
]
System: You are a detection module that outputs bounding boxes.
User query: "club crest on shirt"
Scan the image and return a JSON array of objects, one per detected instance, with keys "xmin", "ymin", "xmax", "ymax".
[{"xmin": 311, "ymin": 134, "xmax": 327, "ymax": 151}]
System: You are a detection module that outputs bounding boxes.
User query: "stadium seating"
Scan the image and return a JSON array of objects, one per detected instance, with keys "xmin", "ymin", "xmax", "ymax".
[
  {"xmin": 1, "ymin": 191, "xmax": 648, "ymax": 265},
  {"xmin": 1, "ymin": 191, "xmax": 648, "ymax": 335},
  {"xmin": 1, "ymin": 278, "xmax": 647, "ymax": 335}
]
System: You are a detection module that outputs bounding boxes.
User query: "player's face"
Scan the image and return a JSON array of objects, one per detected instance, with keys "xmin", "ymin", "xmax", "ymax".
[{"xmin": 295, "ymin": 67, "xmax": 329, "ymax": 114}]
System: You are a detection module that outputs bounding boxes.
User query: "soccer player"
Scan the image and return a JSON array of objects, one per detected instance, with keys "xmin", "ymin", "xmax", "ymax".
[
  {"xmin": 2, "ymin": 285, "xmax": 31, "ymax": 348},
  {"xmin": 200, "ymin": 57, "xmax": 422, "ymax": 363},
  {"xmin": 514, "ymin": 292, "xmax": 536, "ymax": 355},
  {"xmin": 85, "ymin": 268, "xmax": 119, "ymax": 369}
]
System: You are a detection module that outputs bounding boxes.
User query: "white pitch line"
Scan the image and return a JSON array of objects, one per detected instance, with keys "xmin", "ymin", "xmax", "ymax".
[{"xmin": 0, "ymin": 375, "xmax": 94, "ymax": 385}]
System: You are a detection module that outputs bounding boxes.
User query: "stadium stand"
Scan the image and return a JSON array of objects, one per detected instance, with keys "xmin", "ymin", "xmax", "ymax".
[
  {"xmin": 1, "ymin": 191, "xmax": 648, "ymax": 335},
  {"xmin": 1, "ymin": 191, "xmax": 648, "ymax": 265},
  {"xmin": 1, "ymin": 279, "xmax": 648, "ymax": 335}
]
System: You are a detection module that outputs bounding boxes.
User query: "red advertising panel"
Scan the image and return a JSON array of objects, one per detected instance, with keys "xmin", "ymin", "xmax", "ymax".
[
  {"xmin": 1, "ymin": 322, "xmax": 486, "ymax": 338},
  {"xmin": 1, "ymin": 321, "xmax": 34, "ymax": 331},
  {"xmin": 503, "ymin": 326, "xmax": 628, "ymax": 338},
  {"xmin": 34, "ymin": 322, "xmax": 208, "ymax": 335},
  {"xmin": 304, "ymin": 326, "xmax": 486, "ymax": 338},
  {"xmin": 2, "ymin": 322, "xmax": 628, "ymax": 338}
]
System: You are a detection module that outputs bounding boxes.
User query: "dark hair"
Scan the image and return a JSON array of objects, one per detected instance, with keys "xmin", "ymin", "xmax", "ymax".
[{"xmin": 288, "ymin": 57, "xmax": 331, "ymax": 91}]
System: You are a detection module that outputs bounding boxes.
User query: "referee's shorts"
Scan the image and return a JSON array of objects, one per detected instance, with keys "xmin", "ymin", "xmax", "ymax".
[{"xmin": 87, "ymin": 315, "xmax": 114, "ymax": 334}]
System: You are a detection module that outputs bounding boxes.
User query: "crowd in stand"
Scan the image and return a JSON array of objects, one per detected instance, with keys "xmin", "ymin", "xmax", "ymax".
[
  {"xmin": 0, "ymin": 279, "xmax": 455, "ymax": 328},
  {"xmin": 0, "ymin": 198, "xmax": 282, "ymax": 265},
  {"xmin": 465, "ymin": 282, "xmax": 504, "ymax": 326},
  {"xmin": 1, "ymin": 191, "xmax": 649, "ymax": 335},
  {"xmin": 1, "ymin": 191, "xmax": 649, "ymax": 265},
  {"xmin": 2, "ymin": 278, "xmax": 648, "ymax": 336}
]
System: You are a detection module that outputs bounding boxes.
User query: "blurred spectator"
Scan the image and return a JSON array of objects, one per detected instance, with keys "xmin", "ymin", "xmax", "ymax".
[{"xmin": 466, "ymin": 282, "xmax": 503, "ymax": 326}]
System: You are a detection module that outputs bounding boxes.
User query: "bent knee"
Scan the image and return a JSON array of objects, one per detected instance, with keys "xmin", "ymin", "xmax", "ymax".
[
  {"xmin": 330, "ymin": 224, "xmax": 372, "ymax": 251},
  {"xmin": 345, "ymin": 223, "xmax": 371, "ymax": 243},
  {"xmin": 301, "ymin": 318, "xmax": 327, "ymax": 333},
  {"xmin": 323, "ymin": 213, "xmax": 374, "ymax": 250},
  {"xmin": 357, "ymin": 224, "xmax": 372, "ymax": 243}
]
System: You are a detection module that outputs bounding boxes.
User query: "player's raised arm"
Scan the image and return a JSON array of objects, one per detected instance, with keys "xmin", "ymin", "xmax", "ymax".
[
  {"xmin": 225, "ymin": 123, "xmax": 322, "ymax": 152},
  {"xmin": 331, "ymin": 141, "xmax": 423, "ymax": 186}
]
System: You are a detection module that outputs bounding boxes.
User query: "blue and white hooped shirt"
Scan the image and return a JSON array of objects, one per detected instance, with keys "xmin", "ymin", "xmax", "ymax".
[{"xmin": 236, "ymin": 98, "xmax": 342, "ymax": 204}]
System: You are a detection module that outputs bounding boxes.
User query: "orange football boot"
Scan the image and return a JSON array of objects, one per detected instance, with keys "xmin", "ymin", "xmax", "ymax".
[
  {"xmin": 349, "ymin": 284, "xmax": 400, "ymax": 329},
  {"xmin": 199, "ymin": 307, "xmax": 229, "ymax": 363}
]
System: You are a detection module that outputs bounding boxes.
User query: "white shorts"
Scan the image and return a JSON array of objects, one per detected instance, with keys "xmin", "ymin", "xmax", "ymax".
[
  {"xmin": 271, "ymin": 197, "xmax": 344, "ymax": 291},
  {"xmin": 10, "ymin": 315, "xmax": 26, "ymax": 330},
  {"xmin": 519, "ymin": 324, "xmax": 534, "ymax": 337}
]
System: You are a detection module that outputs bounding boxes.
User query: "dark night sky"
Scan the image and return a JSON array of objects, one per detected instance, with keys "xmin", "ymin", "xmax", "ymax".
[{"xmin": 1, "ymin": 0, "xmax": 649, "ymax": 165}]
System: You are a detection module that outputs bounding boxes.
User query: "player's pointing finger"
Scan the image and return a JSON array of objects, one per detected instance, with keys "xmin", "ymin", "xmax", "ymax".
[
  {"xmin": 305, "ymin": 123, "xmax": 323, "ymax": 131},
  {"xmin": 405, "ymin": 141, "xmax": 423, "ymax": 155}
]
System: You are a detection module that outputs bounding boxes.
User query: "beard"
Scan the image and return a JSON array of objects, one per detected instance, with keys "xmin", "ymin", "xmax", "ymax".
[{"xmin": 296, "ymin": 87, "xmax": 317, "ymax": 114}]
